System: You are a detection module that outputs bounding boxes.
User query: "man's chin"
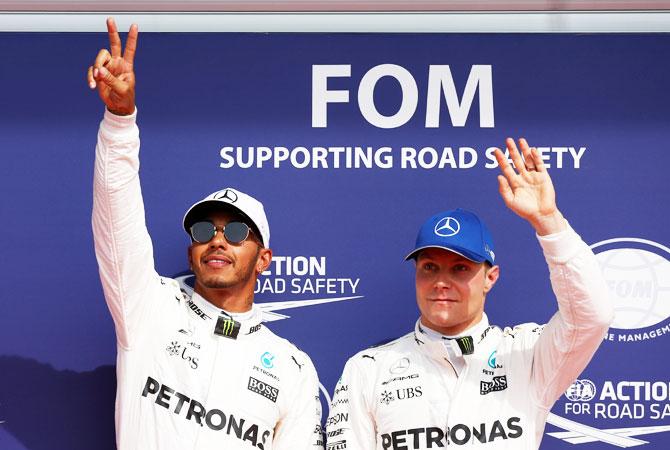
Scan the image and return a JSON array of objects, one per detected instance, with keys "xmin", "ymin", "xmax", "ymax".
[
  {"xmin": 421, "ymin": 314, "xmax": 462, "ymax": 332},
  {"xmin": 198, "ymin": 277, "xmax": 236, "ymax": 290}
]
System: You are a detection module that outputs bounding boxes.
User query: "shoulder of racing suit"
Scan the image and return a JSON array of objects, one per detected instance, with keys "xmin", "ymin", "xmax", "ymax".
[
  {"xmin": 352, "ymin": 331, "xmax": 416, "ymax": 363},
  {"xmin": 499, "ymin": 322, "xmax": 547, "ymax": 352},
  {"xmin": 258, "ymin": 325, "xmax": 318, "ymax": 375}
]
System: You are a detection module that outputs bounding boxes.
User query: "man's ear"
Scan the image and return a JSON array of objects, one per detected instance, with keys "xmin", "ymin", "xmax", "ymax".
[
  {"xmin": 256, "ymin": 248, "xmax": 273, "ymax": 274},
  {"xmin": 483, "ymin": 265, "xmax": 500, "ymax": 294},
  {"xmin": 187, "ymin": 245, "xmax": 194, "ymax": 271}
]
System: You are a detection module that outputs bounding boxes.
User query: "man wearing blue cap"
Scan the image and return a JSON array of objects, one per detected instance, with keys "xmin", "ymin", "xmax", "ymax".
[{"xmin": 326, "ymin": 139, "xmax": 613, "ymax": 449}]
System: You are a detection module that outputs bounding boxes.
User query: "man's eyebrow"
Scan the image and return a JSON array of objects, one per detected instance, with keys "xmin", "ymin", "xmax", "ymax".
[
  {"xmin": 417, "ymin": 252, "xmax": 473, "ymax": 264},
  {"xmin": 415, "ymin": 253, "xmax": 432, "ymax": 261}
]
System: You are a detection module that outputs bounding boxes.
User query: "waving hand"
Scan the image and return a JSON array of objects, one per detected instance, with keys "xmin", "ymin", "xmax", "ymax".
[{"xmin": 494, "ymin": 138, "xmax": 566, "ymax": 235}]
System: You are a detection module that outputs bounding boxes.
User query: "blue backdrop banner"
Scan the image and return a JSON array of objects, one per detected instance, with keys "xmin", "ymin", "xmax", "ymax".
[{"xmin": 0, "ymin": 32, "xmax": 668, "ymax": 449}]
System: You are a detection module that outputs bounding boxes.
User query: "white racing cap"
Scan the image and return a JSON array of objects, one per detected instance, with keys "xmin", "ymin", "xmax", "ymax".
[{"xmin": 182, "ymin": 188, "xmax": 270, "ymax": 247}]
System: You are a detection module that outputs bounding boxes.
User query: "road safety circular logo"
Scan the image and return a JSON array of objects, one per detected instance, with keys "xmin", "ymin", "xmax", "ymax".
[
  {"xmin": 545, "ymin": 237, "xmax": 670, "ymax": 448},
  {"xmin": 593, "ymin": 238, "xmax": 670, "ymax": 342}
]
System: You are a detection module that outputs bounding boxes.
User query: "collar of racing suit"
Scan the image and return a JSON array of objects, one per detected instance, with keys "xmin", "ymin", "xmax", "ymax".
[
  {"xmin": 414, "ymin": 314, "xmax": 491, "ymax": 376},
  {"xmin": 187, "ymin": 291, "xmax": 264, "ymax": 338}
]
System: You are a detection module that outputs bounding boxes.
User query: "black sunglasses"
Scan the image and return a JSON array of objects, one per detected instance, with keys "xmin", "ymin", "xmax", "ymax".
[{"xmin": 189, "ymin": 221, "xmax": 253, "ymax": 244}]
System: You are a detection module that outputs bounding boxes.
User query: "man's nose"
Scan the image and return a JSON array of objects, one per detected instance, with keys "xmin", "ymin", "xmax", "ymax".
[
  {"xmin": 434, "ymin": 275, "xmax": 452, "ymax": 289},
  {"xmin": 209, "ymin": 226, "xmax": 228, "ymax": 248}
]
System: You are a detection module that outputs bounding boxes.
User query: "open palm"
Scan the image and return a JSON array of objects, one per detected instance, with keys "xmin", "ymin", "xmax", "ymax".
[{"xmin": 494, "ymin": 138, "xmax": 564, "ymax": 235}]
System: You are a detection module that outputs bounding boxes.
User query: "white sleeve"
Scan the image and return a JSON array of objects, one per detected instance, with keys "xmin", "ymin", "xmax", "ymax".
[
  {"xmin": 273, "ymin": 355, "xmax": 324, "ymax": 450},
  {"xmin": 530, "ymin": 223, "xmax": 614, "ymax": 408},
  {"xmin": 92, "ymin": 108, "xmax": 161, "ymax": 350},
  {"xmin": 326, "ymin": 357, "xmax": 376, "ymax": 449}
]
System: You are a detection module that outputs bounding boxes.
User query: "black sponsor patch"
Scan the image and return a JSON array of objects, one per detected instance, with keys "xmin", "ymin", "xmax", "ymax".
[
  {"xmin": 214, "ymin": 315, "xmax": 241, "ymax": 339},
  {"xmin": 455, "ymin": 336, "xmax": 474, "ymax": 355},
  {"xmin": 248, "ymin": 377, "xmax": 279, "ymax": 403},
  {"xmin": 480, "ymin": 375, "xmax": 508, "ymax": 395}
]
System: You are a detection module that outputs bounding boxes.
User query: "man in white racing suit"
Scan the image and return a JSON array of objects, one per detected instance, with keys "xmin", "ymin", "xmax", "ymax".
[
  {"xmin": 326, "ymin": 139, "xmax": 613, "ymax": 449},
  {"xmin": 88, "ymin": 18, "xmax": 323, "ymax": 450}
]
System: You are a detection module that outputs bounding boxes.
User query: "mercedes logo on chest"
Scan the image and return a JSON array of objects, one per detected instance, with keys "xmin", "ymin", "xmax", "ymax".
[{"xmin": 389, "ymin": 357, "xmax": 411, "ymax": 374}]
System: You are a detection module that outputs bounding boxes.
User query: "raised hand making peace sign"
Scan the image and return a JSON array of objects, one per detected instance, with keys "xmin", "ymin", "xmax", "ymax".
[
  {"xmin": 87, "ymin": 18, "xmax": 138, "ymax": 116},
  {"xmin": 494, "ymin": 138, "xmax": 566, "ymax": 236}
]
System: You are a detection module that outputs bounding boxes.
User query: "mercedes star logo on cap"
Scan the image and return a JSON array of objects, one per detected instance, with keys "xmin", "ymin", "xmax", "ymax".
[
  {"xmin": 214, "ymin": 189, "xmax": 238, "ymax": 203},
  {"xmin": 434, "ymin": 217, "xmax": 460, "ymax": 237}
]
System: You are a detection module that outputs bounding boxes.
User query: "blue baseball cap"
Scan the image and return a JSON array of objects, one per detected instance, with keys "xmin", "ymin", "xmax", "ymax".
[{"xmin": 404, "ymin": 208, "xmax": 496, "ymax": 265}]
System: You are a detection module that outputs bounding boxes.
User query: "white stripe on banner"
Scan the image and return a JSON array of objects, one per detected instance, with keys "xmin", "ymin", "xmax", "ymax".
[
  {"xmin": 1, "ymin": 11, "xmax": 670, "ymax": 32},
  {"xmin": 546, "ymin": 413, "xmax": 650, "ymax": 447}
]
